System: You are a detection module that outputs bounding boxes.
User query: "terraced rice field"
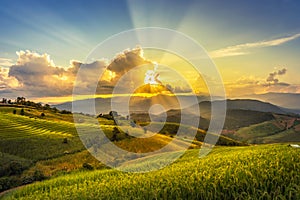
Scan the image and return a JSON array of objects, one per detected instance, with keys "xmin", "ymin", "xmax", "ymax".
[{"xmin": 3, "ymin": 144, "xmax": 300, "ymax": 200}]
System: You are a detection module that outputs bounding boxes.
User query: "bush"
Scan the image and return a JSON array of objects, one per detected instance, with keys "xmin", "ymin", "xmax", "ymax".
[
  {"xmin": 22, "ymin": 176, "xmax": 34, "ymax": 185},
  {"xmin": 40, "ymin": 112, "xmax": 45, "ymax": 117},
  {"xmin": 33, "ymin": 170, "xmax": 45, "ymax": 181},
  {"xmin": 20, "ymin": 108, "xmax": 25, "ymax": 115},
  {"xmin": 82, "ymin": 163, "xmax": 93, "ymax": 170},
  {"xmin": 62, "ymin": 138, "xmax": 68, "ymax": 144},
  {"xmin": 8, "ymin": 161, "xmax": 24, "ymax": 175},
  {"xmin": 0, "ymin": 176, "xmax": 19, "ymax": 192},
  {"xmin": 60, "ymin": 110, "xmax": 72, "ymax": 114},
  {"xmin": 13, "ymin": 109, "xmax": 17, "ymax": 114}
]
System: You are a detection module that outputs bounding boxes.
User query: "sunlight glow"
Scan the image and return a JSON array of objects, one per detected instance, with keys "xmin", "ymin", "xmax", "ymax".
[{"xmin": 144, "ymin": 62, "xmax": 161, "ymax": 85}]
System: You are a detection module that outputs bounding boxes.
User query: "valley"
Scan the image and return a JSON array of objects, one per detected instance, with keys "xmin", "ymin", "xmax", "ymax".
[{"xmin": 0, "ymin": 97, "xmax": 300, "ymax": 199}]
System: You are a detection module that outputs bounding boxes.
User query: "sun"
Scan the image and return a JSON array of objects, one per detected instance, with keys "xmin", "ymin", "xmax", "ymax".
[{"xmin": 144, "ymin": 62, "xmax": 161, "ymax": 85}]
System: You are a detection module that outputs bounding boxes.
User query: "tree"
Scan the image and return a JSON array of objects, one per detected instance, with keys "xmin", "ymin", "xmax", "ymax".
[
  {"xmin": 13, "ymin": 110, "xmax": 17, "ymax": 114},
  {"xmin": 20, "ymin": 108, "xmax": 25, "ymax": 116},
  {"xmin": 40, "ymin": 113, "xmax": 45, "ymax": 117},
  {"xmin": 62, "ymin": 138, "xmax": 68, "ymax": 144},
  {"xmin": 43, "ymin": 104, "xmax": 50, "ymax": 110},
  {"xmin": 82, "ymin": 163, "xmax": 93, "ymax": 170},
  {"xmin": 111, "ymin": 127, "xmax": 120, "ymax": 141},
  {"xmin": 130, "ymin": 120, "xmax": 136, "ymax": 128},
  {"xmin": 60, "ymin": 110, "xmax": 71, "ymax": 114},
  {"xmin": 109, "ymin": 111, "xmax": 118, "ymax": 118},
  {"xmin": 52, "ymin": 107, "xmax": 58, "ymax": 113},
  {"xmin": 143, "ymin": 127, "xmax": 147, "ymax": 134},
  {"xmin": 16, "ymin": 97, "xmax": 26, "ymax": 105},
  {"xmin": 1, "ymin": 98, "xmax": 7, "ymax": 104}
]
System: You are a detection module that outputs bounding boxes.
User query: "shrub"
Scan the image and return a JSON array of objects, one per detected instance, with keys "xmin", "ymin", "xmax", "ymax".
[
  {"xmin": 33, "ymin": 170, "xmax": 46, "ymax": 181},
  {"xmin": 0, "ymin": 176, "xmax": 19, "ymax": 192},
  {"xmin": 20, "ymin": 108, "xmax": 25, "ymax": 115},
  {"xmin": 8, "ymin": 161, "xmax": 24, "ymax": 175},
  {"xmin": 60, "ymin": 110, "xmax": 72, "ymax": 114},
  {"xmin": 62, "ymin": 138, "xmax": 68, "ymax": 144},
  {"xmin": 82, "ymin": 163, "xmax": 93, "ymax": 170}
]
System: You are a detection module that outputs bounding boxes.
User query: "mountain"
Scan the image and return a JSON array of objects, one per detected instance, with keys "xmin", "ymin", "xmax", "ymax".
[
  {"xmin": 54, "ymin": 95, "xmax": 211, "ymax": 115},
  {"xmin": 130, "ymin": 99, "xmax": 286, "ymax": 131},
  {"xmin": 184, "ymin": 99, "xmax": 289, "ymax": 116},
  {"xmin": 57, "ymin": 95, "xmax": 293, "ymax": 116},
  {"xmin": 240, "ymin": 92, "xmax": 300, "ymax": 110},
  {"xmin": 56, "ymin": 97, "xmax": 299, "ymax": 132}
]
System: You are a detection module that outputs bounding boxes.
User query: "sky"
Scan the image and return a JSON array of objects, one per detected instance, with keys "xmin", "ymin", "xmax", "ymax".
[{"xmin": 0, "ymin": 0, "xmax": 300, "ymax": 103}]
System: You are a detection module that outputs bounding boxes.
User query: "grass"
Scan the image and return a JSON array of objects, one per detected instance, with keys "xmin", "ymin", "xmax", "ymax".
[
  {"xmin": 0, "ymin": 106, "xmax": 208, "ymax": 193},
  {"xmin": 0, "ymin": 107, "xmax": 90, "ymax": 192},
  {"xmin": 236, "ymin": 121, "xmax": 282, "ymax": 140},
  {"xmin": 235, "ymin": 119, "xmax": 300, "ymax": 144},
  {"xmin": 0, "ymin": 112, "xmax": 84, "ymax": 161},
  {"xmin": 139, "ymin": 122, "xmax": 245, "ymax": 146},
  {"xmin": 1, "ymin": 105, "xmax": 299, "ymax": 199},
  {"xmin": 3, "ymin": 144, "xmax": 300, "ymax": 199},
  {"xmin": 23, "ymin": 150, "xmax": 107, "ymax": 177}
]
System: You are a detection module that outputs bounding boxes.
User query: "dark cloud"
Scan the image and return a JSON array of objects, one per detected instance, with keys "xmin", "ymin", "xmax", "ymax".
[
  {"xmin": 8, "ymin": 50, "xmax": 74, "ymax": 97},
  {"xmin": 0, "ymin": 67, "xmax": 19, "ymax": 94},
  {"xmin": 166, "ymin": 84, "xmax": 192, "ymax": 93},
  {"xmin": 278, "ymin": 68, "xmax": 287, "ymax": 75},
  {"xmin": 107, "ymin": 47, "xmax": 151, "ymax": 74},
  {"xmin": 96, "ymin": 47, "xmax": 153, "ymax": 94},
  {"xmin": 266, "ymin": 68, "xmax": 287, "ymax": 84},
  {"xmin": 1, "ymin": 48, "xmax": 153, "ymax": 98}
]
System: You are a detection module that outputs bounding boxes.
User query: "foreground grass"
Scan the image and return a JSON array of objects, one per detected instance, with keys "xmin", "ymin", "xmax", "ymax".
[{"xmin": 3, "ymin": 144, "xmax": 300, "ymax": 199}]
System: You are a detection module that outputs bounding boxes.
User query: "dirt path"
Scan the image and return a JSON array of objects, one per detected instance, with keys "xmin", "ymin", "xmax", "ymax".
[{"xmin": 0, "ymin": 185, "xmax": 26, "ymax": 199}]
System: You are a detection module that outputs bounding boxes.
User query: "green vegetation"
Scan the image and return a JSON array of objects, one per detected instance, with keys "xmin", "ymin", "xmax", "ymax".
[
  {"xmin": 0, "ymin": 112, "xmax": 84, "ymax": 161},
  {"xmin": 0, "ymin": 105, "xmax": 237, "ymax": 193},
  {"xmin": 234, "ymin": 116, "xmax": 300, "ymax": 144},
  {"xmin": 1, "ymin": 102, "xmax": 300, "ymax": 199},
  {"xmin": 235, "ymin": 121, "xmax": 283, "ymax": 142},
  {"xmin": 0, "ymin": 107, "xmax": 88, "ymax": 192},
  {"xmin": 3, "ymin": 144, "xmax": 300, "ymax": 199},
  {"xmin": 139, "ymin": 122, "xmax": 245, "ymax": 146}
]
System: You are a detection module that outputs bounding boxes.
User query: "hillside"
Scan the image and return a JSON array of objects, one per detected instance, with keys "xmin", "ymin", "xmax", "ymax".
[
  {"xmin": 55, "ymin": 95, "xmax": 211, "ymax": 115},
  {"xmin": 1, "ymin": 101, "xmax": 299, "ymax": 196},
  {"xmin": 0, "ymin": 105, "xmax": 244, "ymax": 193},
  {"xmin": 228, "ymin": 114, "xmax": 300, "ymax": 144},
  {"xmin": 184, "ymin": 99, "xmax": 290, "ymax": 116},
  {"xmin": 242, "ymin": 92, "xmax": 300, "ymax": 110},
  {"xmin": 2, "ymin": 144, "xmax": 300, "ymax": 199}
]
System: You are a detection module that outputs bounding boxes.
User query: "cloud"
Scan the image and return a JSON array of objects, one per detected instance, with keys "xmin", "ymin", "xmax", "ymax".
[
  {"xmin": 0, "ymin": 67, "xmax": 19, "ymax": 91},
  {"xmin": 8, "ymin": 50, "xmax": 75, "ymax": 97},
  {"xmin": 277, "ymin": 68, "xmax": 287, "ymax": 75},
  {"xmin": 266, "ymin": 68, "xmax": 287, "ymax": 84},
  {"xmin": 107, "ymin": 47, "xmax": 150, "ymax": 74},
  {"xmin": 96, "ymin": 46, "xmax": 153, "ymax": 94},
  {"xmin": 225, "ymin": 68, "xmax": 299, "ymax": 97},
  {"xmin": 210, "ymin": 33, "xmax": 300, "ymax": 58},
  {"xmin": 166, "ymin": 84, "xmax": 192, "ymax": 93},
  {"xmin": 0, "ymin": 47, "xmax": 156, "ymax": 98},
  {"xmin": 0, "ymin": 58, "xmax": 14, "ymax": 67},
  {"xmin": 71, "ymin": 59, "xmax": 108, "ymax": 94}
]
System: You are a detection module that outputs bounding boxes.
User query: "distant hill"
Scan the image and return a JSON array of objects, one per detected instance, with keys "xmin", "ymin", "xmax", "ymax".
[
  {"xmin": 130, "ymin": 99, "xmax": 282, "ymax": 131},
  {"xmin": 241, "ymin": 92, "xmax": 300, "ymax": 110},
  {"xmin": 228, "ymin": 114, "xmax": 300, "ymax": 144},
  {"xmin": 184, "ymin": 99, "xmax": 289, "ymax": 116},
  {"xmin": 55, "ymin": 95, "xmax": 211, "ymax": 115},
  {"xmin": 56, "ymin": 95, "xmax": 297, "ymax": 116}
]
